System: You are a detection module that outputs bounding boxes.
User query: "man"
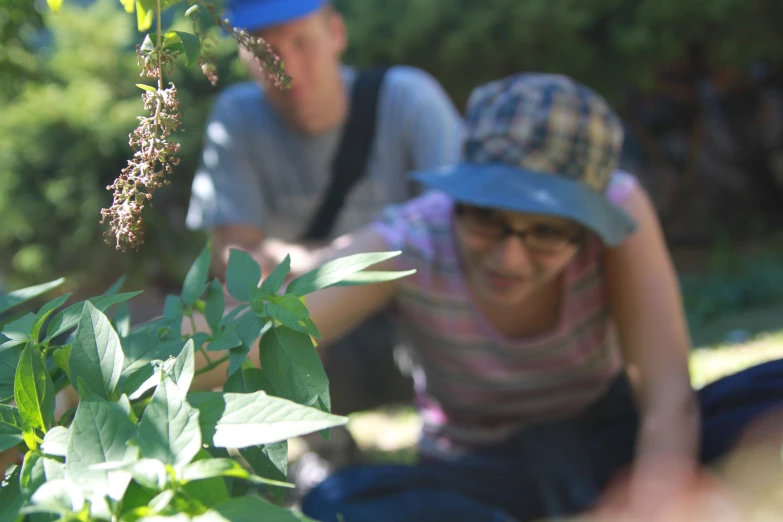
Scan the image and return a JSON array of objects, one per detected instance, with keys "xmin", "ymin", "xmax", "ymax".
[{"xmin": 186, "ymin": 0, "xmax": 462, "ymax": 491}]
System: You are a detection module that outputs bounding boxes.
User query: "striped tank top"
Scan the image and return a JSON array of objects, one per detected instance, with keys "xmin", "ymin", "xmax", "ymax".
[{"xmin": 374, "ymin": 171, "xmax": 638, "ymax": 458}]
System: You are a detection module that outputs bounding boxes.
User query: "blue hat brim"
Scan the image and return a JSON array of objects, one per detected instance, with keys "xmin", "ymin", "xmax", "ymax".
[
  {"xmin": 412, "ymin": 164, "xmax": 637, "ymax": 246},
  {"xmin": 227, "ymin": 0, "xmax": 326, "ymax": 33}
]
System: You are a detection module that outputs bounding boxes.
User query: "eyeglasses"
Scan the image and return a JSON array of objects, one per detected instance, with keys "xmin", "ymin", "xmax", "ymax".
[{"xmin": 454, "ymin": 204, "xmax": 584, "ymax": 254}]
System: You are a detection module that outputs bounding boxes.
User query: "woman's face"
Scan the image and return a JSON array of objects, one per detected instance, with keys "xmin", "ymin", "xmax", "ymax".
[{"xmin": 454, "ymin": 204, "xmax": 585, "ymax": 306}]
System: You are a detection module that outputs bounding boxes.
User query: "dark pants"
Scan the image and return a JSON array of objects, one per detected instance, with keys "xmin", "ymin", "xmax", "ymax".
[{"xmin": 302, "ymin": 360, "xmax": 783, "ymax": 522}]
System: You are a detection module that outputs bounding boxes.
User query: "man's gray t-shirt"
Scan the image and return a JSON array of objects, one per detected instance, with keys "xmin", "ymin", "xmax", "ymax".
[{"xmin": 186, "ymin": 65, "xmax": 463, "ymax": 240}]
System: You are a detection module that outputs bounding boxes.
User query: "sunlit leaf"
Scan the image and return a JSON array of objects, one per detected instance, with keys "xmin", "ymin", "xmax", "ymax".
[
  {"xmin": 69, "ymin": 302, "xmax": 124, "ymax": 401},
  {"xmin": 20, "ymin": 450, "xmax": 46, "ymax": 498},
  {"xmin": 31, "ymin": 293, "xmax": 71, "ymax": 342},
  {"xmin": 24, "ymin": 479, "xmax": 85, "ymax": 516},
  {"xmin": 45, "ymin": 291, "xmax": 142, "ymax": 342},
  {"xmin": 2, "ymin": 313, "xmax": 35, "ymax": 346},
  {"xmin": 138, "ymin": 374, "xmax": 201, "ymax": 467},
  {"xmin": 286, "ymin": 252, "xmax": 402, "ymax": 296},
  {"xmin": 65, "ymin": 383, "xmax": 137, "ymax": 499},
  {"xmin": 188, "ymin": 390, "xmax": 346, "ymax": 448},
  {"xmin": 180, "ymin": 458, "xmax": 292, "ymax": 488},
  {"xmin": 46, "ymin": 0, "xmax": 63, "ymax": 13},
  {"xmin": 136, "ymin": 0, "xmax": 155, "ymax": 31},
  {"xmin": 0, "ymin": 279, "xmax": 65, "ymax": 316},
  {"xmin": 194, "ymin": 495, "xmax": 316, "ymax": 521},
  {"xmin": 14, "ymin": 344, "xmax": 55, "ymax": 432},
  {"xmin": 40, "ymin": 426, "xmax": 69, "ymax": 457}
]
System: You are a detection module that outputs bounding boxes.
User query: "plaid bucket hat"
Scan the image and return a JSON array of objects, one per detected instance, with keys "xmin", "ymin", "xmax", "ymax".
[{"xmin": 413, "ymin": 73, "xmax": 636, "ymax": 246}]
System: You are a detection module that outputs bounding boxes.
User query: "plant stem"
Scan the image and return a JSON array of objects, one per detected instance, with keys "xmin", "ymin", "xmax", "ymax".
[
  {"xmin": 199, "ymin": 346, "xmax": 213, "ymax": 365},
  {"xmin": 195, "ymin": 355, "xmax": 229, "ymax": 376},
  {"xmin": 149, "ymin": 0, "xmax": 164, "ymax": 157}
]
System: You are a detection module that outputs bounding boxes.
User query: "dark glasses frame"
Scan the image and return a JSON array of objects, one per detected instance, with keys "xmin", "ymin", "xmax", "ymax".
[{"xmin": 454, "ymin": 203, "xmax": 585, "ymax": 254}]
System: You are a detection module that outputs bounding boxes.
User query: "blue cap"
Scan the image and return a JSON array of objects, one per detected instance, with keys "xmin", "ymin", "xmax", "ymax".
[{"xmin": 226, "ymin": 0, "xmax": 326, "ymax": 33}]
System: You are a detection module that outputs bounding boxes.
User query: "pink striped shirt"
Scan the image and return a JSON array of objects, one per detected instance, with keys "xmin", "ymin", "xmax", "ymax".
[{"xmin": 374, "ymin": 171, "xmax": 638, "ymax": 457}]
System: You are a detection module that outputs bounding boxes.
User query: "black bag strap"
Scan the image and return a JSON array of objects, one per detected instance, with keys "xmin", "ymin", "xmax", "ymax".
[{"xmin": 301, "ymin": 66, "xmax": 390, "ymax": 241}]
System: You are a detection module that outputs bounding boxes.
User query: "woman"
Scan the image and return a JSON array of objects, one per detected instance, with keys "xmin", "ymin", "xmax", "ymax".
[{"xmin": 236, "ymin": 74, "xmax": 777, "ymax": 521}]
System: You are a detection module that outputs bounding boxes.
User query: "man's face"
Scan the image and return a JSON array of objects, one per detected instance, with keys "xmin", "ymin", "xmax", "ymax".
[{"xmin": 240, "ymin": 7, "xmax": 347, "ymax": 133}]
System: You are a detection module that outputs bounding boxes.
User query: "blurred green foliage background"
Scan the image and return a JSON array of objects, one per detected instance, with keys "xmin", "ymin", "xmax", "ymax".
[{"xmin": 1, "ymin": 0, "xmax": 783, "ymax": 337}]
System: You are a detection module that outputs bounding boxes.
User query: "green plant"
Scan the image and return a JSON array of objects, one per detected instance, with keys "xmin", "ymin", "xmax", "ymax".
[{"xmin": 0, "ymin": 245, "xmax": 413, "ymax": 520}]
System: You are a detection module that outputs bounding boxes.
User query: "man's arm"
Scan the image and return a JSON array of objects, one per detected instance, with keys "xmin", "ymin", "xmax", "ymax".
[{"xmin": 190, "ymin": 225, "xmax": 398, "ymax": 391}]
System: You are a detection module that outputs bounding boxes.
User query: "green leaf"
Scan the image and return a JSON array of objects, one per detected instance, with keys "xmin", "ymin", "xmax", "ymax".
[
  {"xmin": 52, "ymin": 345, "xmax": 71, "ymax": 381},
  {"xmin": 2, "ymin": 313, "xmax": 35, "ymax": 345},
  {"xmin": 45, "ymin": 291, "xmax": 142, "ymax": 342},
  {"xmin": 24, "ymin": 479, "xmax": 85, "ymax": 516},
  {"xmin": 46, "ymin": 0, "xmax": 63, "ymax": 13},
  {"xmin": 0, "ymin": 468, "xmax": 25, "ymax": 520},
  {"xmin": 0, "ymin": 279, "xmax": 65, "ymax": 316},
  {"xmin": 42, "ymin": 455, "xmax": 65, "ymax": 482},
  {"xmin": 195, "ymin": 495, "xmax": 316, "ymax": 522},
  {"xmin": 31, "ymin": 293, "xmax": 71, "ymax": 342},
  {"xmin": 173, "ymin": 31, "xmax": 201, "ymax": 67},
  {"xmin": 333, "ymin": 269, "xmax": 417, "ymax": 286},
  {"xmin": 240, "ymin": 442, "xmax": 288, "ymax": 487},
  {"xmin": 14, "ymin": 344, "xmax": 55, "ymax": 432},
  {"xmin": 104, "ymin": 276, "xmax": 126, "ymax": 296},
  {"xmin": 20, "ymin": 450, "xmax": 46, "ymax": 498},
  {"xmin": 260, "ymin": 327, "xmax": 330, "ymax": 412},
  {"xmin": 119, "ymin": 0, "xmax": 135, "ymax": 13},
  {"xmin": 120, "ymin": 336, "xmax": 182, "ymax": 391},
  {"xmin": 172, "ymin": 339, "xmax": 195, "ymax": 392},
  {"xmin": 223, "ymin": 365, "xmax": 273, "ymax": 395},
  {"xmin": 226, "ymin": 250, "xmax": 261, "ymax": 302},
  {"xmin": 136, "ymin": 0, "xmax": 155, "ymax": 31},
  {"xmin": 65, "ymin": 384, "xmax": 137, "ymax": 499},
  {"xmin": 164, "ymin": 295, "xmax": 183, "ymax": 322},
  {"xmin": 138, "ymin": 374, "xmax": 201, "ymax": 467},
  {"xmin": 180, "ymin": 458, "xmax": 292, "ymax": 488},
  {"xmin": 187, "ymin": 391, "xmax": 347, "ymax": 448},
  {"xmin": 0, "ymin": 345, "xmax": 23, "ymax": 402},
  {"xmin": 40, "ymin": 426, "xmax": 68, "ymax": 457},
  {"xmin": 260, "ymin": 255, "xmax": 291, "ymax": 296},
  {"xmin": 204, "ymin": 279, "xmax": 225, "ymax": 333},
  {"xmin": 266, "ymin": 295, "xmax": 321, "ymax": 338},
  {"xmin": 182, "ymin": 246, "xmax": 211, "ymax": 307},
  {"xmin": 69, "ymin": 302, "xmax": 124, "ymax": 401},
  {"xmin": 136, "ymin": 83, "xmax": 156, "ymax": 92},
  {"xmin": 114, "ymin": 302, "xmax": 131, "ymax": 338},
  {"xmin": 286, "ymin": 251, "xmax": 402, "ymax": 296},
  {"xmin": 180, "ymin": 449, "xmax": 229, "ymax": 509},
  {"xmin": 206, "ymin": 328, "xmax": 242, "ymax": 352},
  {"xmin": 98, "ymin": 458, "xmax": 167, "ymax": 490},
  {"xmin": 0, "ymin": 404, "xmax": 25, "ymax": 452},
  {"xmin": 190, "ymin": 332, "xmax": 211, "ymax": 350}
]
